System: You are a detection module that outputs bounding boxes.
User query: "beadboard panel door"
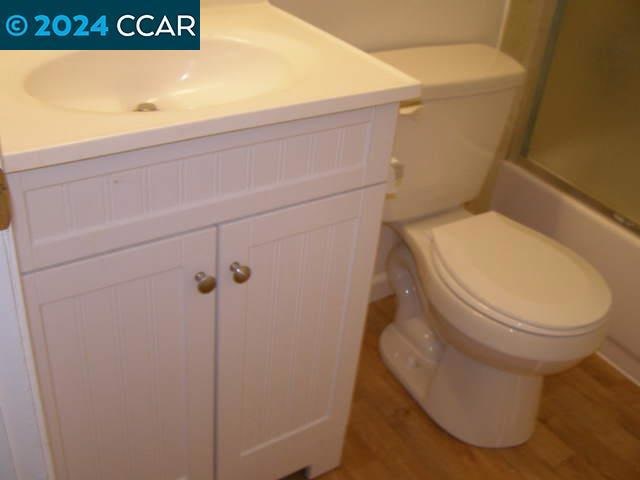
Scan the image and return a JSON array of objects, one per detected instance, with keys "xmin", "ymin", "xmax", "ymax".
[
  {"xmin": 217, "ymin": 185, "xmax": 386, "ymax": 480},
  {"xmin": 22, "ymin": 228, "xmax": 217, "ymax": 480},
  {"xmin": 10, "ymin": 105, "xmax": 398, "ymax": 272},
  {"xmin": 0, "ymin": 231, "xmax": 49, "ymax": 480}
]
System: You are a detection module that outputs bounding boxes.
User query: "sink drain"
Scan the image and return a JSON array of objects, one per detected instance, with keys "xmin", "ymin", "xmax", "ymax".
[{"xmin": 134, "ymin": 102, "xmax": 158, "ymax": 112}]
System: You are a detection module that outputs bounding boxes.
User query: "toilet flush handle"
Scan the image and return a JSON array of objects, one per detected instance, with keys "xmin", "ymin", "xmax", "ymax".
[
  {"xmin": 391, "ymin": 157, "xmax": 404, "ymax": 181},
  {"xmin": 387, "ymin": 157, "xmax": 405, "ymax": 196},
  {"xmin": 399, "ymin": 102, "xmax": 423, "ymax": 116}
]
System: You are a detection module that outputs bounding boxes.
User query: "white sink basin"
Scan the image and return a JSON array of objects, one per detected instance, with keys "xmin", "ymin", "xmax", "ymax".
[
  {"xmin": 24, "ymin": 37, "xmax": 301, "ymax": 113},
  {"xmin": 0, "ymin": 2, "xmax": 420, "ymax": 172}
]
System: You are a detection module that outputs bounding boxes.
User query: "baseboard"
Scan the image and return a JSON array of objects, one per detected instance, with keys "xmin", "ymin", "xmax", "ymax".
[
  {"xmin": 598, "ymin": 339, "xmax": 640, "ymax": 387},
  {"xmin": 369, "ymin": 272, "xmax": 392, "ymax": 303}
]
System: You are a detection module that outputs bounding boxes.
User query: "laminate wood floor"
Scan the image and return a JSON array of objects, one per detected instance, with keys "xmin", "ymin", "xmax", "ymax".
[{"xmin": 286, "ymin": 296, "xmax": 640, "ymax": 480}]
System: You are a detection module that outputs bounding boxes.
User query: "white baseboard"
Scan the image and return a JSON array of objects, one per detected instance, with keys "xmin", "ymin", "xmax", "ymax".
[
  {"xmin": 369, "ymin": 272, "xmax": 392, "ymax": 303},
  {"xmin": 598, "ymin": 339, "xmax": 640, "ymax": 387}
]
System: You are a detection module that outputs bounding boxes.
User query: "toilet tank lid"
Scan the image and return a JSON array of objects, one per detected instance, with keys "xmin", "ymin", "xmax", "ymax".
[{"xmin": 372, "ymin": 44, "xmax": 525, "ymax": 100}]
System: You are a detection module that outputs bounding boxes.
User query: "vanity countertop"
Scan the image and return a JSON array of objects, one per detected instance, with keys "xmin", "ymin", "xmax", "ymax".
[{"xmin": 0, "ymin": 2, "xmax": 419, "ymax": 173}]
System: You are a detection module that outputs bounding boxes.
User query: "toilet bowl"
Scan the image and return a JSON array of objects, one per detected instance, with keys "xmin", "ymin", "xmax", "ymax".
[
  {"xmin": 381, "ymin": 210, "xmax": 610, "ymax": 447},
  {"xmin": 373, "ymin": 45, "xmax": 612, "ymax": 447}
]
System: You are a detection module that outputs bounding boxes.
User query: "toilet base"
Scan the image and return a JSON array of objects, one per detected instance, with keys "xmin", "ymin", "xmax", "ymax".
[
  {"xmin": 379, "ymin": 323, "xmax": 439, "ymax": 406},
  {"xmin": 425, "ymin": 345, "xmax": 543, "ymax": 448},
  {"xmin": 380, "ymin": 323, "xmax": 543, "ymax": 448},
  {"xmin": 382, "ymin": 241, "xmax": 544, "ymax": 448}
]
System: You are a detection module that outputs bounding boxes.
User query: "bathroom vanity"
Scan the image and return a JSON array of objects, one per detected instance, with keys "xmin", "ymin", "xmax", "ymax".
[
  {"xmin": 0, "ymin": 3, "xmax": 418, "ymax": 480},
  {"xmin": 9, "ymin": 105, "xmax": 396, "ymax": 480}
]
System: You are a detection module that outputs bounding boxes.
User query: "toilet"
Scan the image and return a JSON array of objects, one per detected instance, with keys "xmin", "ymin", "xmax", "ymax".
[{"xmin": 373, "ymin": 44, "xmax": 612, "ymax": 447}]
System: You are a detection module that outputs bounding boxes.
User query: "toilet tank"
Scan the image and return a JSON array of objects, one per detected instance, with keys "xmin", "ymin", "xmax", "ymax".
[{"xmin": 373, "ymin": 44, "xmax": 525, "ymax": 222}]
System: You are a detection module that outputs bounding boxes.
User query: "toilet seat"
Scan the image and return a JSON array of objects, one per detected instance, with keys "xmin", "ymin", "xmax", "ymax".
[{"xmin": 410, "ymin": 212, "xmax": 611, "ymax": 336}]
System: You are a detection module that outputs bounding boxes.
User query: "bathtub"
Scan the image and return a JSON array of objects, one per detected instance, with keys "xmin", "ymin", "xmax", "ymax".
[{"xmin": 492, "ymin": 161, "xmax": 640, "ymax": 385}]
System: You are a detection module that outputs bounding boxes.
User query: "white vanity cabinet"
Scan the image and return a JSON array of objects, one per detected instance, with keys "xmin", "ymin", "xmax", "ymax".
[
  {"xmin": 22, "ymin": 228, "xmax": 218, "ymax": 480},
  {"xmin": 6, "ymin": 105, "xmax": 397, "ymax": 480}
]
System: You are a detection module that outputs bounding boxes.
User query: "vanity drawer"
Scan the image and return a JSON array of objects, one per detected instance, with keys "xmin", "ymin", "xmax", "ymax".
[{"xmin": 9, "ymin": 105, "xmax": 397, "ymax": 271}]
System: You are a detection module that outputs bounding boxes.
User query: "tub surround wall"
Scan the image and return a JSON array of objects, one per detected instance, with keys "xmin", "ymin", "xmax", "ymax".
[{"xmin": 493, "ymin": 162, "xmax": 640, "ymax": 384}]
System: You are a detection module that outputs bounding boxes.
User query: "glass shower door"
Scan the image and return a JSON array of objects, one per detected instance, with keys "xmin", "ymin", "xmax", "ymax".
[{"xmin": 523, "ymin": 0, "xmax": 640, "ymax": 230}]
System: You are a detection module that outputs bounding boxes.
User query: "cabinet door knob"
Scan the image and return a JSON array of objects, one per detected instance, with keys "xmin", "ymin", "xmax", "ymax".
[
  {"xmin": 194, "ymin": 272, "xmax": 217, "ymax": 294},
  {"xmin": 230, "ymin": 262, "xmax": 251, "ymax": 284}
]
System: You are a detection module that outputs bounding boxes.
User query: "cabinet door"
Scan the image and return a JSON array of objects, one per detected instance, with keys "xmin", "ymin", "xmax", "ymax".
[
  {"xmin": 23, "ymin": 228, "xmax": 217, "ymax": 480},
  {"xmin": 217, "ymin": 186, "xmax": 386, "ymax": 480}
]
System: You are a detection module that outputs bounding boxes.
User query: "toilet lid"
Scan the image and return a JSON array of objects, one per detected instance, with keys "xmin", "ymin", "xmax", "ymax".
[{"xmin": 431, "ymin": 212, "xmax": 611, "ymax": 332}]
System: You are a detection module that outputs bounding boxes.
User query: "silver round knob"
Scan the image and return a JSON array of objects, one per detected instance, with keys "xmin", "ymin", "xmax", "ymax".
[
  {"xmin": 230, "ymin": 262, "xmax": 251, "ymax": 284},
  {"xmin": 194, "ymin": 272, "xmax": 217, "ymax": 294}
]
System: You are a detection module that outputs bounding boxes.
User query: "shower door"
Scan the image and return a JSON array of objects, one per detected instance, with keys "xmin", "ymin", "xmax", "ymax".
[{"xmin": 522, "ymin": 0, "xmax": 640, "ymax": 232}]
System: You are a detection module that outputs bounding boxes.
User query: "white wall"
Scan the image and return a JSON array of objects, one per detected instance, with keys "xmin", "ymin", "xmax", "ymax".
[
  {"xmin": 204, "ymin": 0, "xmax": 509, "ymax": 52},
  {"xmin": 0, "ymin": 231, "xmax": 49, "ymax": 480},
  {"xmin": 269, "ymin": 0, "xmax": 508, "ymax": 52}
]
